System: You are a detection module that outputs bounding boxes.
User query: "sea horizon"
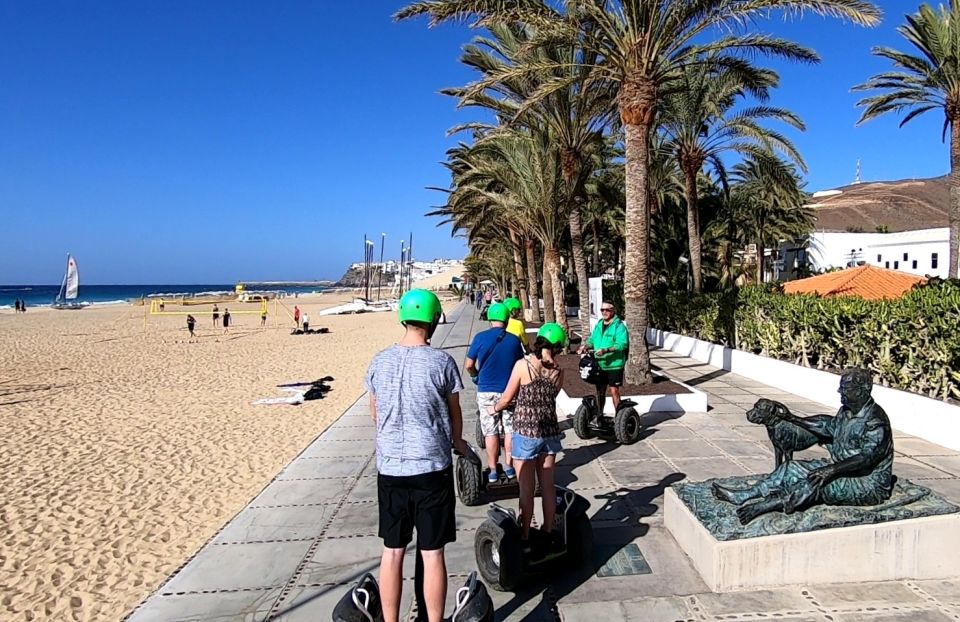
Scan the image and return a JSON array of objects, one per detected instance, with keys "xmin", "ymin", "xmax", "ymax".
[{"xmin": 0, "ymin": 283, "xmax": 333, "ymax": 309}]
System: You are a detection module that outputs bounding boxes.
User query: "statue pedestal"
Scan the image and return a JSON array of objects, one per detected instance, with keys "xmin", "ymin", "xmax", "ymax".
[{"xmin": 665, "ymin": 487, "xmax": 960, "ymax": 592}]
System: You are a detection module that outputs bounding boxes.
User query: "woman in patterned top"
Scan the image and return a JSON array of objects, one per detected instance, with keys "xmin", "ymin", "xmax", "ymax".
[{"xmin": 489, "ymin": 323, "xmax": 566, "ymax": 548}]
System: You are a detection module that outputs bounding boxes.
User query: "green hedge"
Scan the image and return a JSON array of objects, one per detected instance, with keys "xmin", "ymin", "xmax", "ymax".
[{"xmin": 650, "ymin": 281, "xmax": 960, "ymax": 401}]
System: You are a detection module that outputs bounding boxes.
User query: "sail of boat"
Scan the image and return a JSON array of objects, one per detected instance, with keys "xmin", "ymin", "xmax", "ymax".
[{"xmin": 55, "ymin": 253, "xmax": 81, "ymax": 308}]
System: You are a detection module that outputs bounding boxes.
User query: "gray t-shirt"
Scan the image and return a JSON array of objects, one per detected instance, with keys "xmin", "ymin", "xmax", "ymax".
[{"xmin": 364, "ymin": 344, "xmax": 463, "ymax": 477}]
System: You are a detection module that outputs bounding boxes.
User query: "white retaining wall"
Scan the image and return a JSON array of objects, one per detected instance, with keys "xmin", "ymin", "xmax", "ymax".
[{"xmin": 647, "ymin": 328, "xmax": 960, "ymax": 452}]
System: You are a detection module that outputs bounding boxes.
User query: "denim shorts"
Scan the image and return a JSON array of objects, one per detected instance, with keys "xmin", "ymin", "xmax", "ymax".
[{"xmin": 511, "ymin": 433, "xmax": 562, "ymax": 460}]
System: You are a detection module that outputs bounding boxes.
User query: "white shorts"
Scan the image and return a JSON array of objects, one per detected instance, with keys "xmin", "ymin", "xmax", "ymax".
[{"xmin": 477, "ymin": 392, "xmax": 514, "ymax": 437}]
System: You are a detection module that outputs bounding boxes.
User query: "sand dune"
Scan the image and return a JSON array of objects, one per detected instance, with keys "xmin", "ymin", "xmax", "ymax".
[{"xmin": 0, "ymin": 292, "xmax": 453, "ymax": 621}]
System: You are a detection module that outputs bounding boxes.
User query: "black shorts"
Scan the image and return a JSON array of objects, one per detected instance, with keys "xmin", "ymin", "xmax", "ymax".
[
  {"xmin": 378, "ymin": 466, "xmax": 456, "ymax": 551},
  {"xmin": 597, "ymin": 367, "xmax": 624, "ymax": 387}
]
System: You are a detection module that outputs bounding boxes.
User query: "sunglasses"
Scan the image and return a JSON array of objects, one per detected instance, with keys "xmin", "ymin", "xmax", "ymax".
[{"xmin": 600, "ymin": 307, "xmax": 614, "ymax": 312}]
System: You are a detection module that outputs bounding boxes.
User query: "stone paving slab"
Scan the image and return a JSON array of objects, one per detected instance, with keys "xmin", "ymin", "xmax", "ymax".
[{"xmin": 127, "ymin": 303, "xmax": 960, "ymax": 622}]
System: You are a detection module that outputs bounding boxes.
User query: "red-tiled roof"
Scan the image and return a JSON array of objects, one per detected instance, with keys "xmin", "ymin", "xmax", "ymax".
[{"xmin": 783, "ymin": 265, "xmax": 926, "ymax": 301}]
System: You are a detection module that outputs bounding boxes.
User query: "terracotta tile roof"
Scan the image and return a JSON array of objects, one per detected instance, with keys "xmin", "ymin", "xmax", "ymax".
[{"xmin": 782, "ymin": 265, "xmax": 926, "ymax": 301}]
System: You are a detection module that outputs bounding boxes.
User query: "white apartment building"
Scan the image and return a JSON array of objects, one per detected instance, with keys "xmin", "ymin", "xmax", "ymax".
[{"xmin": 805, "ymin": 228, "xmax": 950, "ymax": 278}]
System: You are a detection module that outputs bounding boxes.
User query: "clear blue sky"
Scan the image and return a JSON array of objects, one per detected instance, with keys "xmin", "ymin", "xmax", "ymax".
[{"xmin": 0, "ymin": 1, "xmax": 948, "ymax": 284}]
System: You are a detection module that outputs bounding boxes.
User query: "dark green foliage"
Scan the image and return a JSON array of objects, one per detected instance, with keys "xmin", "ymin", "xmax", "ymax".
[{"xmin": 651, "ymin": 281, "xmax": 960, "ymax": 401}]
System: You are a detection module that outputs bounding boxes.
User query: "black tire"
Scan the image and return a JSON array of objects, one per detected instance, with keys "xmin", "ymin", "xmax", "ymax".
[
  {"xmin": 475, "ymin": 416, "xmax": 486, "ymax": 449},
  {"xmin": 457, "ymin": 455, "xmax": 482, "ymax": 506},
  {"xmin": 614, "ymin": 407, "xmax": 641, "ymax": 445},
  {"xmin": 566, "ymin": 513, "xmax": 594, "ymax": 566},
  {"xmin": 573, "ymin": 403, "xmax": 594, "ymax": 440},
  {"xmin": 474, "ymin": 520, "xmax": 522, "ymax": 592}
]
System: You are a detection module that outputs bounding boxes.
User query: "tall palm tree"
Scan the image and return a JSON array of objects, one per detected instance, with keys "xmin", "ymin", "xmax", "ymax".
[
  {"xmin": 854, "ymin": 1, "xmax": 960, "ymax": 278},
  {"xmin": 398, "ymin": 0, "xmax": 880, "ymax": 384},
  {"xmin": 660, "ymin": 62, "xmax": 806, "ymax": 292},
  {"xmin": 442, "ymin": 22, "xmax": 615, "ymax": 324}
]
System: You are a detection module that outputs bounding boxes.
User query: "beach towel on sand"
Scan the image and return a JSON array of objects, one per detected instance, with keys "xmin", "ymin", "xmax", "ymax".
[{"xmin": 254, "ymin": 377, "xmax": 334, "ymax": 405}]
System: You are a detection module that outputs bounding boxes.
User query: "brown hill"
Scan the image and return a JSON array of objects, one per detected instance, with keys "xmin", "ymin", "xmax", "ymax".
[{"xmin": 809, "ymin": 175, "xmax": 950, "ymax": 233}]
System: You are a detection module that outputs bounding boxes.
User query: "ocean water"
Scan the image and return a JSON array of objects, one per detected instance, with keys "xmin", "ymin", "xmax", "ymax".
[{"xmin": 0, "ymin": 285, "xmax": 328, "ymax": 309}]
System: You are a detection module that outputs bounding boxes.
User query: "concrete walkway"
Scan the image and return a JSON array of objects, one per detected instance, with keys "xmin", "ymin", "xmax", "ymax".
[{"xmin": 127, "ymin": 303, "xmax": 960, "ymax": 622}]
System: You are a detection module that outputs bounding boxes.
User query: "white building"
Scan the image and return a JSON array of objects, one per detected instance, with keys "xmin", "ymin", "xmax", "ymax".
[
  {"xmin": 778, "ymin": 176, "xmax": 954, "ymax": 280},
  {"xmin": 805, "ymin": 228, "xmax": 949, "ymax": 278}
]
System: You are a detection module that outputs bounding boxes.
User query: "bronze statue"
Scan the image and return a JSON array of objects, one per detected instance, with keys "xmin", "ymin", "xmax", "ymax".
[{"xmin": 713, "ymin": 369, "xmax": 894, "ymax": 524}]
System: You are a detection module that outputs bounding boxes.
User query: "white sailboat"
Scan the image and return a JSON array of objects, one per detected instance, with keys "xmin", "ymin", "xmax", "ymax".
[{"xmin": 53, "ymin": 253, "xmax": 83, "ymax": 309}]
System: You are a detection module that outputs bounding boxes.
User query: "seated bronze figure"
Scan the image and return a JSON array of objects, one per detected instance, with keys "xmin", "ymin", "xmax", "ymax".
[{"xmin": 713, "ymin": 369, "xmax": 894, "ymax": 525}]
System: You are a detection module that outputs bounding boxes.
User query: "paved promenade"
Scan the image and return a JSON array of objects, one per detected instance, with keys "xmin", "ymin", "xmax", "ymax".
[{"xmin": 127, "ymin": 303, "xmax": 960, "ymax": 622}]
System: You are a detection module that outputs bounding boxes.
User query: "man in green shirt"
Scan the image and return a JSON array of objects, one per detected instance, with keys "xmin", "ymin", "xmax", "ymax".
[{"xmin": 578, "ymin": 300, "xmax": 629, "ymax": 413}]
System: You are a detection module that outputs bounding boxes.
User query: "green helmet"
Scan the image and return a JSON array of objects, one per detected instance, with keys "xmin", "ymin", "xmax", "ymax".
[
  {"xmin": 537, "ymin": 322, "xmax": 567, "ymax": 347},
  {"xmin": 486, "ymin": 302, "xmax": 510, "ymax": 323},
  {"xmin": 398, "ymin": 289, "xmax": 441, "ymax": 325},
  {"xmin": 503, "ymin": 297, "xmax": 522, "ymax": 313}
]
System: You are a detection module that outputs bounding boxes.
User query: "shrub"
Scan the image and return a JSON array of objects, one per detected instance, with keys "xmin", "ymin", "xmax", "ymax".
[{"xmin": 650, "ymin": 280, "xmax": 960, "ymax": 401}]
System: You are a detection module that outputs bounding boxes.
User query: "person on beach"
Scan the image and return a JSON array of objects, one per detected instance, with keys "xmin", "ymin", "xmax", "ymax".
[
  {"xmin": 503, "ymin": 297, "xmax": 529, "ymax": 352},
  {"xmin": 294, "ymin": 305, "xmax": 301, "ymax": 328},
  {"xmin": 260, "ymin": 308, "xmax": 267, "ymax": 327},
  {"xmin": 578, "ymin": 300, "xmax": 629, "ymax": 413},
  {"xmin": 212, "ymin": 304, "xmax": 220, "ymax": 327},
  {"xmin": 222, "ymin": 308, "xmax": 231, "ymax": 332},
  {"xmin": 364, "ymin": 289, "xmax": 466, "ymax": 622},
  {"xmin": 301, "ymin": 312, "xmax": 309, "ymax": 333},
  {"xmin": 465, "ymin": 302, "xmax": 525, "ymax": 483},
  {"xmin": 186, "ymin": 314, "xmax": 196, "ymax": 340},
  {"xmin": 490, "ymin": 323, "xmax": 566, "ymax": 553},
  {"xmin": 14, "ymin": 299, "xmax": 21, "ymax": 313}
]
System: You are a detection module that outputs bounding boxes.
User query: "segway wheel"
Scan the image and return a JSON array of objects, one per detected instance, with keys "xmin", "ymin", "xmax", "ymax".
[
  {"xmin": 573, "ymin": 403, "xmax": 594, "ymax": 440},
  {"xmin": 475, "ymin": 417, "xmax": 486, "ymax": 449},
  {"xmin": 614, "ymin": 407, "xmax": 642, "ymax": 445},
  {"xmin": 474, "ymin": 519, "xmax": 522, "ymax": 592},
  {"xmin": 457, "ymin": 455, "xmax": 482, "ymax": 506},
  {"xmin": 566, "ymin": 513, "xmax": 595, "ymax": 566}
]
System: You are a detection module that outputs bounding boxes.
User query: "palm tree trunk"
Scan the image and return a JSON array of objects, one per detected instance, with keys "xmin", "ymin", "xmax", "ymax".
[
  {"xmin": 524, "ymin": 238, "xmax": 541, "ymax": 321},
  {"xmin": 544, "ymin": 246, "xmax": 568, "ymax": 333},
  {"xmin": 950, "ymin": 119, "xmax": 960, "ymax": 279},
  {"xmin": 592, "ymin": 221, "xmax": 600, "ymax": 274},
  {"xmin": 620, "ymin": 76, "xmax": 655, "ymax": 385},
  {"xmin": 681, "ymin": 162, "xmax": 704, "ymax": 293},
  {"xmin": 541, "ymin": 255, "xmax": 556, "ymax": 324},
  {"xmin": 508, "ymin": 229, "xmax": 529, "ymax": 306},
  {"xmin": 568, "ymin": 202, "xmax": 591, "ymax": 325}
]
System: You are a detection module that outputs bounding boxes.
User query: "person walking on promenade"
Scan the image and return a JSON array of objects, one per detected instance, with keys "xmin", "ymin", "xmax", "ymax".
[
  {"xmin": 578, "ymin": 300, "xmax": 629, "ymax": 413},
  {"xmin": 490, "ymin": 323, "xmax": 566, "ymax": 553},
  {"xmin": 212, "ymin": 304, "xmax": 220, "ymax": 327},
  {"xmin": 465, "ymin": 302, "xmax": 525, "ymax": 483},
  {"xmin": 364, "ymin": 289, "xmax": 466, "ymax": 622}
]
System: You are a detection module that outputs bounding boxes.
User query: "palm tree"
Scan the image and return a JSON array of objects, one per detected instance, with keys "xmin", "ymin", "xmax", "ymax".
[
  {"xmin": 727, "ymin": 154, "xmax": 812, "ymax": 284},
  {"xmin": 854, "ymin": 1, "xmax": 960, "ymax": 278},
  {"xmin": 442, "ymin": 22, "xmax": 615, "ymax": 324},
  {"xmin": 660, "ymin": 62, "xmax": 806, "ymax": 292},
  {"xmin": 398, "ymin": 0, "xmax": 880, "ymax": 384}
]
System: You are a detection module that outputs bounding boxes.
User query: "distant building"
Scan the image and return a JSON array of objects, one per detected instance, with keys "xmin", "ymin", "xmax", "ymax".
[
  {"xmin": 778, "ymin": 176, "xmax": 953, "ymax": 280},
  {"xmin": 783, "ymin": 264, "xmax": 926, "ymax": 301}
]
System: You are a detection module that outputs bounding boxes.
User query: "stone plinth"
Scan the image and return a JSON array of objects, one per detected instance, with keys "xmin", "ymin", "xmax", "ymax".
[{"xmin": 665, "ymin": 486, "xmax": 960, "ymax": 592}]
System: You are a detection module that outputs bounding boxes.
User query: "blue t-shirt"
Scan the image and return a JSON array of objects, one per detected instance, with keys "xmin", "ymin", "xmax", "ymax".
[{"xmin": 467, "ymin": 328, "xmax": 525, "ymax": 393}]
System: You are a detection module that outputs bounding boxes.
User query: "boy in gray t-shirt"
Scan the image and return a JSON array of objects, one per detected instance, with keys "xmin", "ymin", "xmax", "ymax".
[{"xmin": 364, "ymin": 290, "xmax": 465, "ymax": 622}]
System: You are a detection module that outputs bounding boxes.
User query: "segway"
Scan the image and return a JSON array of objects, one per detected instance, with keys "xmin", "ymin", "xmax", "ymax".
[
  {"xmin": 332, "ymin": 571, "xmax": 494, "ymax": 622},
  {"xmin": 573, "ymin": 354, "xmax": 642, "ymax": 444},
  {"xmin": 473, "ymin": 487, "xmax": 593, "ymax": 591},
  {"xmin": 455, "ymin": 442, "xmax": 523, "ymax": 506}
]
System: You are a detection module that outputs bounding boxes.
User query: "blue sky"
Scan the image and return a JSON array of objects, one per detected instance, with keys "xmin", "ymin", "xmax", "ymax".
[{"xmin": 0, "ymin": 1, "xmax": 949, "ymax": 284}]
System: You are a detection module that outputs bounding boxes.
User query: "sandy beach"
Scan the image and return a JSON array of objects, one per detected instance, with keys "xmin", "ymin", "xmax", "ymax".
[{"xmin": 0, "ymin": 287, "xmax": 459, "ymax": 621}]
